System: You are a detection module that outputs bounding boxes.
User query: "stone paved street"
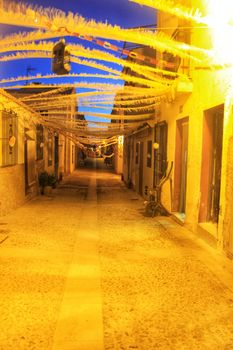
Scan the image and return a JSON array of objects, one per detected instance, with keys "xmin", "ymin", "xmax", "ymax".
[{"xmin": 1, "ymin": 158, "xmax": 233, "ymax": 350}]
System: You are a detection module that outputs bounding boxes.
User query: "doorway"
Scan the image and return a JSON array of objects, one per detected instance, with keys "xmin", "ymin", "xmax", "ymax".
[
  {"xmin": 54, "ymin": 135, "xmax": 59, "ymax": 180},
  {"xmin": 24, "ymin": 131, "xmax": 29, "ymax": 194},
  {"xmin": 139, "ymin": 142, "xmax": 144, "ymax": 195},
  {"xmin": 199, "ymin": 105, "xmax": 224, "ymax": 223},
  {"xmin": 154, "ymin": 121, "xmax": 168, "ymax": 187},
  {"xmin": 173, "ymin": 117, "xmax": 189, "ymax": 214}
]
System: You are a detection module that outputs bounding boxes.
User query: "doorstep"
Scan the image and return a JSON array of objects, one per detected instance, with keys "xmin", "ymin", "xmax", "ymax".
[
  {"xmin": 171, "ymin": 212, "xmax": 186, "ymax": 225},
  {"xmin": 197, "ymin": 222, "xmax": 218, "ymax": 249}
]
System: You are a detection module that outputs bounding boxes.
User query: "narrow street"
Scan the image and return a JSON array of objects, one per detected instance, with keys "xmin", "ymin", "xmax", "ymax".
[{"xmin": 1, "ymin": 158, "xmax": 233, "ymax": 350}]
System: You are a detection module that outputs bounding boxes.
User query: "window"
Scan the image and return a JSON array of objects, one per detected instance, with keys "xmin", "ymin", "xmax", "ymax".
[
  {"xmin": 147, "ymin": 140, "xmax": 152, "ymax": 168},
  {"xmin": 36, "ymin": 124, "xmax": 44, "ymax": 161},
  {"xmin": 1, "ymin": 110, "xmax": 18, "ymax": 167}
]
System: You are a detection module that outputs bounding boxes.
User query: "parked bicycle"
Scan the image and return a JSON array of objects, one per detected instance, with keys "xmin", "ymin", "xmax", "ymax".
[
  {"xmin": 144, "ymin": 161, "xmax": 173, "ymax": 217},
  {"xmin": 104, "ymin": 153, "xmax": 114, "ymax": 167}
]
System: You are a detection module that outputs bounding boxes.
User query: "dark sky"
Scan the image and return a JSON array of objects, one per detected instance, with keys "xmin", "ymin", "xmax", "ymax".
[{"xmin": 0, "ymin": 0, "xmax": 156, "ymax": 119}]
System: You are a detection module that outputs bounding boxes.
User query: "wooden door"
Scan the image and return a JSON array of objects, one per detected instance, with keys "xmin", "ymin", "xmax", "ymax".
[
  {"xmin": 54, "ymin": 135, "xmax": 59, "ymax": 180},
  {"xmin": 199, "ymin": 106, "xmax": 223, "ymax": 223},
  {"xmin": 24, "ymin": 130, "xmax": 29, "ymax": 194},
  {"xmin": 173, "ymin": 117, "xmax": 189, "ymax": 213},
  {"xmin": 154, "ymin": 121, "xmax": 168, "ymax": 186},
  {"xmin": 179, "ymin": 121, "xmax": 189, "ymax": 213},
  {"xmin": 139, "ymin": 142, "xmax": 144, "ymax": 195}
]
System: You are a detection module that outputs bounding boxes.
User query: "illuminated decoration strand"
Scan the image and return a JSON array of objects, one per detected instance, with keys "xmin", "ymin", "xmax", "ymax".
[
  {"xmin": 129, "ymin": 0, "xmax": 205, "ymax": 24},
  {"xmin": 69, "ymin": 57, "xmax": 120, "ymax": 76},
  {"xmin": 39, "ymin": 110, "xmax": 154, "ymax": 121},
  {"xmin": 43, "ymin": 116, "xmax": 144, "ymax": 127},
  {"xmin": 80, "ymin": 93, "xmax": 167, "ymax": 105},
  {"xmin": 0, "ymin": 29, "xmax": 191, "ymax": 72},
  {"xmin": 28, "ymin": 101, "xmax": 157, "ymax": 113},
  {"xmin": 23, "ymin": 91, "xmax": 165, "ymax": 110},
  {"xmin": 14, "ymin": 87, "xmax": 75, "ymax": 102},
  {"xmin": 44, "ymin": 126, "xmax": 138, "ymax": 139},
  {"xmin": 0, "ymin": 1, "xmax": 207, "ymax": 61},
  {"xmin": 27, "ymin": 94, "xmax": 159, "ymax": 109},
  {"xmin": 0, "ymin": 71, "xmax": 172, "ymax": 89},
  {"xmin": 0, "ymin": 51, "xmax": 175, "ymax": 85},
  {"xmin": 17, "ymin": 87, "xmax": 162, "ymax": 103},
  {"xmin": 79, "ymin": 93, "xmax": 160, "ymax": 103},
  {"xmin": 42, "ymin": 121, "xmax": 141, "ymax": 138},
  {"xmin": 80, "ymin": 97, "xmax": 158, "ymax": 106},
  {"xmin": 0, "ymin": 51, "xmax": 125, "ymax": 80},
  {"xmin": 44, "ymin": 121, "xmax": 146, "ymax": 133},
  {"xmin": 19, "ymin": 90, "xmax": 121, "ymax": 102},
  {"xmin": 0, "ymin": 42, "xmax": 186, "ymax": 81},
  {"xmin": 0, "ymin": 73, "xmax": 120, "ymax": 85}
]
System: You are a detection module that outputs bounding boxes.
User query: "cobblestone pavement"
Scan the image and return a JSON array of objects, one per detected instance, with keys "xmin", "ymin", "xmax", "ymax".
[{"xmin": 0, "ymin": 158, "xmax": 233, "ymax": 349}]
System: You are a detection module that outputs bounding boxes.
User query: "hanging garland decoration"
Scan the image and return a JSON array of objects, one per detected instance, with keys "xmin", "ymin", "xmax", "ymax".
[
  {"xmin": 80, "ymin": 97, "xmax": 159, "ymax": 106},
  {"xmin": 24, "ymin": 99, "xmax": 157, "ymax": 113},
  {"xmin": 0, "ymin": 29, "xmax": 193, "ymax": 72},
  {"xmin": 43, "ymin": 120, "xmax": 138, "ymax": 139},
  {"xmin": 0, "ymin": 1, "xmax": 209, "ymax": 61},
  {"xmin": 32, "ymin": 102, "xmax": 157, "ymax": 114},
  {"xmin": 26, "ymin": 94, "xmax": 160, "ymax": 111},
  {"xmin": 0, "ymin": 73, "xmax": 120, "ymax": 85},
  {"xmin": 18, "ymin": 90, "xmax": 121, "ymax": 102},
  {"xmin": 81, "ymin": 102, "xmax": 155, "ymax": 110},
  {"xmin": 0, "ymin": 1, "xmax": 206, "ymax": 141},
  {"xmin": 40, "ymin": 110, "xmax": 154, "ymax": 121},
  {"xmin": 20, "ymin": 83, "xmax": 121, "ymax": 101},
  {"xmin": 1, "ymin": 32, "xmax": 229, "ymax": 71},
  {"xmin": 79, "ymin": 94, "xmax": 161, "ymax": 104},
  {"xmin": 23, "ymin": 89, "xmax": 168, "ymax": 112},
  {"xmin": 43, "ymin": 121, "xmax": 145, "ymax": 135},
  {"xmin": 17, "ymin": 87, "xmax": 162, "ymax": 103},
  {"xmin": 43, "ymin": 116, "xmax": 145, "ymax": 128},
  {"xmin": 0, "ymin": 41, "xmax": 186, "ymax": 82},
  {"xmin": 0, "ymin": 71, "xmax": 172, "ymax": 89}
]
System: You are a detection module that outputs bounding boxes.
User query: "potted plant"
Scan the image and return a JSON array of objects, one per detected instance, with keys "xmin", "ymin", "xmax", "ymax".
[
  {"xmin": 38, "ymin": 172, "xmax": 56, "ymax": 195},
  {"xmin": 38, "ymin": 171, "xmax": 48, "ymax": 195},
  {"xmin": 48, "ymin": 173, "xmax": 57, "ymax": 188}
]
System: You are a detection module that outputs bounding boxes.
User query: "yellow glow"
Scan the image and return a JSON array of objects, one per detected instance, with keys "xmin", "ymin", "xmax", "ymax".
[
  {"xmin": 118, "ymin": 136, "xmax": 124, "ymax": 146},
  {"xmin": 206, "ymin": 0, "xmax": 233, "ymax": 64}
]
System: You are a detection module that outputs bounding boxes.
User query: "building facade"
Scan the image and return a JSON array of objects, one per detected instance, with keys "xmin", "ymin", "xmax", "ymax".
[
  {"xmin": 122, "ymin": 0, "xmax": 233, "ymax": 258},
  {"xmin": 0, "ymin": 89, "xmax": 38, "ymax": 215},
  {"xmin": 0, "ymin": 86, "xmax": 79, "ymax": 216}
]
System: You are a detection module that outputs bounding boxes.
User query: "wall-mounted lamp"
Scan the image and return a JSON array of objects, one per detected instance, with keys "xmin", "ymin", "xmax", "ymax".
[
  {"xmin": 9, "ymin": 136, "xmax": 16, "ymax": 147},
  {"xmin": 153, "ymin": 142, "xmax": 159, "ymax": 150}
]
